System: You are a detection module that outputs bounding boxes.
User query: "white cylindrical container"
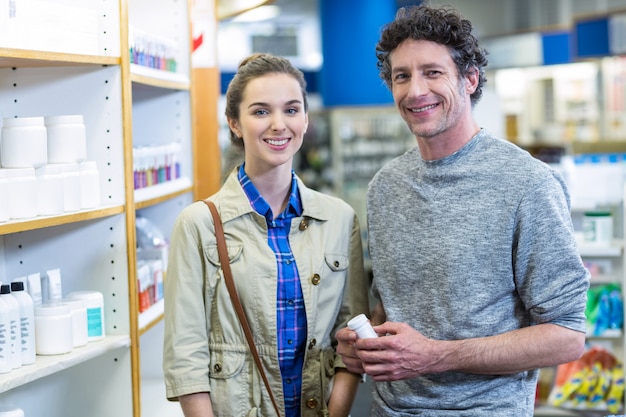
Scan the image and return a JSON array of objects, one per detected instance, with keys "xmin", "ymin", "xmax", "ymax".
[
  {"xmin": 44, "ymin": 115, "xmax": 87, "ymax": 164},
  {"xmin": 5, "ymin": 167, "xmax": 37, "ymax": 219},
  {"xmin": 0, "ymin": 407, "xmax": 24, "ymax": 417},
  {"xmin": 10, "ymin": 281, "xmax": 36, "ymax": 365},
  {"xmin": 0, "ymin": 297, "xmax": 11, "ymax": 373},
  {"xmin": 347, "ymin": 314, "xmax": 378, "ymax": 339},
  {"xmin": 58, "ymin": 163, "xmax": 81, "ymax": 212},
  {"xmin": 62, "ymin": 297, "xmax": 88, "ymax": 348},
  {"xmin": 79, "ymin": 161, "xmax": 100, "ymax": 209},
  {"xmin": 0, "ymin": 285, "xmax": 22, "ymax": 369},
  {"xmin": 35, "ymin": 164, "xmax": 64, "ymax": 216},
  {"xmin": 0, "ymin": 169, "xmax": 9, "ymax": 222},
  {"xmin": 583, "ymin": 211, "xmax": 613, "ymax": 246},
  {"xmin": 1, "ymin": 116, "xmax": 47, "ymax": 168},
  {"xmin": 34, "ymin": 303, "xmax": 73, "ymax": 355},
  {"xmin": 66, "ymin": 291, "xmax": 105, "ymax": 341}
]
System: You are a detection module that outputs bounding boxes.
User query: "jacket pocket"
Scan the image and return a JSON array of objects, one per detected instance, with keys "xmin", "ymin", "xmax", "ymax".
[
  {"xmin": 208, "ymin": 348, "xmax": 251, "ymax": 416},
  {"xmin": 324, "ymin": 253, "xmax": 349, "ymax": 272},
  {"xmin": 206, "ymin": 243, "xmax": 244, "ymax": 267}
]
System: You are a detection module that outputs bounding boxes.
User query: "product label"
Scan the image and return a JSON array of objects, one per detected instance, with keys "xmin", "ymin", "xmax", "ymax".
[
  {"xmin": 86, "ymin": 307, "xmax": 103, "ymax": 337},
  {"xmin": 20, "ymin": 317, "xmax": 30, "ymax": 351}
]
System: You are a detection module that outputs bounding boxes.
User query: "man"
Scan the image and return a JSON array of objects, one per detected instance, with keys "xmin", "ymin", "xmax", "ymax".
[{"xmin": 335, "ymin": 4, "xmax": 590, "ymax": 416}]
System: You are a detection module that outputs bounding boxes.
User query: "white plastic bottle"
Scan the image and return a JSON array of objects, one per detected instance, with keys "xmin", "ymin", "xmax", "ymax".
[
  {"xmin": 11, "ymin": 281, "xmax": 36, "ymax": 365},
  {"xmin": 347, "ymin": 314, "xmax": 378, "ymax": 339},
  {"xmin": 0, "ymin": 284, "xmax": 22, "ymax": 369},
  {"xmin": 0, "ymin": 296, "xmax": 11, "ymax": 373}
]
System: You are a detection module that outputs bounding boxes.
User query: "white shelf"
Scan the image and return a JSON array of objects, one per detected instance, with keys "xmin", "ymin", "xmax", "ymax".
[
  {"xmin": 0, "ymin": 335, "xmax": 130, "ymax": 394},
  {"xmin": 578, "ymin": 240, "xmax": 623, "ymax": 257},
  {"xmin": 130, "ymin": 63, "xmax": 190, "ymax": 89},
  {"xmin": 134, "ymin": 177, "xmax": 193, "ymax": 204},
  {"xmin": 138, "ymin": 298, "xmax": 164, "ymax": 331}
]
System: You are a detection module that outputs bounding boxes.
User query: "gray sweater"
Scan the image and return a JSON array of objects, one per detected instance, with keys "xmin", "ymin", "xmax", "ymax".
[{"xmin": 367, "ymin": 129, "xmax": 589, "ymax": 416}]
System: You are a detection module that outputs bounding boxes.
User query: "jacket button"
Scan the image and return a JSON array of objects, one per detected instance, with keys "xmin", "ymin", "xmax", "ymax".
[
  {"xmin": 308, "ymin": 339, "xmax": 317, "ymax": 349},
  {"xmin": 311, "ymin": 274, "xmax": 321, "ymax": 285},
  {"xmin": 334, "ymin": 260, "xmax": 340, "ymax": 268},
  {"xmin": 299, "ymin": 219, "xmax": 309, "ymax": 231},
  {"xmin": 306, "ymin": 398, "xmax": 318, "ymax": 409},
  {"xmin": 213, "ymin": 363, "xmax": 222, "ymax": 373}
]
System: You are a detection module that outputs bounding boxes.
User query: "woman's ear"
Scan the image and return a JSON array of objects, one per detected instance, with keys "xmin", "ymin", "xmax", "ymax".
[{"xmin": 228, "ymin": 118, "xmax": 241, "ymax": 138}]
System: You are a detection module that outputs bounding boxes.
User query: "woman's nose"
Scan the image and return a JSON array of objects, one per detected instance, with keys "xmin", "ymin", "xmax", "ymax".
[{"xmin": 270, "ymin": 114, "xmax": 286, "ymax": 131}]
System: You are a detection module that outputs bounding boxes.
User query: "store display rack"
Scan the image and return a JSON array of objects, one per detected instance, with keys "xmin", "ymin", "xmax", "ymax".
[{"xmin": 0, "ymin": 0, "xmax": 213, "ymax": 416}]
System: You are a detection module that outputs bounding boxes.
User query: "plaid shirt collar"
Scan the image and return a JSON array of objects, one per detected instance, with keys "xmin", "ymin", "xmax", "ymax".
[{"xmin": 238, "ymin": 164, "xmax": 303, "ymax": 221}]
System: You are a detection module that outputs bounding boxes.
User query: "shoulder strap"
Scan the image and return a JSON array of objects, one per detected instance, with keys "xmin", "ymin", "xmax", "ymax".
[{"xmin": 202, "ymin": 200, "xmax": 282, "ymax": 417}]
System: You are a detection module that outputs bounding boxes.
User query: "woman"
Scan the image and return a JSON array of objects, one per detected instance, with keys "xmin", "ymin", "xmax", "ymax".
[{"xmin": 163, "ymin": 53, "xmax": 369, "ymax": 417}]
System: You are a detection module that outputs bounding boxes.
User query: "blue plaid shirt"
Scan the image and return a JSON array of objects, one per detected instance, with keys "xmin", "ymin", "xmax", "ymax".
[{"xmin": 239, "ymin": 165, "xmax": 306, "ymax": 416}]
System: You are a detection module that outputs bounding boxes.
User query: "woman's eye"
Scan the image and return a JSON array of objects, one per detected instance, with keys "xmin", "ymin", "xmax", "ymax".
[
  {"xmin": 286, "ymin": 108, "xmax": 298, "ymax": 115},
  {"xmin": 254, "ymin": 109, "xmax": 269, "ymax": 116}
]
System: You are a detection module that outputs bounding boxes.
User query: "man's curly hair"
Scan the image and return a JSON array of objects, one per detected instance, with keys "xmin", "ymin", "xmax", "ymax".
[{"xmin": 376, "ymin": 4, "xmax": 489, "ymax": 106}]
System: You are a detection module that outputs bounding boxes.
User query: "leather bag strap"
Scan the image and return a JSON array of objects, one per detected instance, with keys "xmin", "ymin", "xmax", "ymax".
[{"xmin": 203, "ymin": 200, "xmax": 282, "ymax": 417}]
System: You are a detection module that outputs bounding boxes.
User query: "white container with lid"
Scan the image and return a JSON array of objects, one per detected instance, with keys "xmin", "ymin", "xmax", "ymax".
[
  {"xmin": 45, "ymin": 115, "xmax": 87, "ymax": 163},
  {"xmin": 583, "ymin": 211, "xmax": 613, "ymax": 246},
  {"xmin": 1, "ymin": 116, "xmax": 47, "ymax": 168},
  {"xmin": 5, "ymin": 167, "xmax": 37, "ymax": 219},
  {"xmin": 0, "ymin": 285, "xmax": 22, "ymax": 369},
  {"xmin": 57, "ymin": 163, "xmax": 81, "ymax": 212},
  {"xmin": 10, "ymin": 281, "xmax": 36, "ymax": 365},
  {"xmin": 35, "ymin": 164, "xmax": 64, "ymax": 216},
  {"xmin": 0, "ymin": 170, "xmax": 9, "ymax": 222},
  {"xmin": 62, "ymin": 297, "xmax": 88, "ymax": 348},
  {"xmin": 0, "ymin": 297, "xmax": 11, "ymax": 373},
  {"xmin": 347, "ymin": 314, "xmax": 378, "ymax": 339},
  {"xmin": 66, "ymin": 291, "xmax": 105, "ymax": 341},
  {"xmin": 79, "ymin": 161, "xmax": 100, "ymax": 209},
  {"xmin": 34, "ymin": 303, "xmax": 73, "ymax": 355}
]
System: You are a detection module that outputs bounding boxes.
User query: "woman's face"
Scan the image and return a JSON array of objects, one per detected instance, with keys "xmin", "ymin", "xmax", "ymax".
[{"xmin": 229, "ymin": 73, "xmax": 308, "ymax": 175}]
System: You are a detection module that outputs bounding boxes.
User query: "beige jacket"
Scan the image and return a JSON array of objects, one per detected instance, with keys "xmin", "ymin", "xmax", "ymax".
[{"xmin": 163, "ymin": 170, "xmax": 369, "ymax": 417}]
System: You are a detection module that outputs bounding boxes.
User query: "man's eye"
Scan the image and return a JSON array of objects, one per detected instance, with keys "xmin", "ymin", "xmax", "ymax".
[{"xmin": 393, "ymin": 73, "xmax": 408, "ymax": 82}]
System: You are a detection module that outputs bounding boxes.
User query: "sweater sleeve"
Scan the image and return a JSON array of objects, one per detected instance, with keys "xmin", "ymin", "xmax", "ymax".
[{"xmin": 514, "ymin": 170, "xmax": 590, "ymax": 332}]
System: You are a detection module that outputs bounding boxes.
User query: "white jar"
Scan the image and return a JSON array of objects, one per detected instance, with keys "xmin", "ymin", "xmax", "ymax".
[
  {"xmin": 45, "ymin": 115, "xmax": 87, "ymax": 164},
  {"xmin": 583, "ymin": 211, "xmax": 613, "ymax": 246},
  {"xmin": 0, "ymin": 169, "xmax": 9, "ymax": 222},
  {"xmin": 66, "ymin": 291, "xmax": 105, "ymax": 341},
  {"xmin": 5, "ymin": 167, "xmax": 37, "ymax": 219},
  {"xmin": 57, "ymin": 163, "xmax": 81, "ymax": 212},
  {"xmin": 79, "ymin": 161, "xmax": 100, "ymax": 209},
  {"xmin": 1, "ymin": 116, "xmax": 47, "ymax": 168},
  {"xmin": 35, "ymin": 164, "xmax": 64, "ymax": 216},
  {"xmin": 62, "ymin": 297, "xmax": 88, "ymax": 348},
  {"xmin": 34, "ymin": 303, "xmax": 73, "ymax": 355}
]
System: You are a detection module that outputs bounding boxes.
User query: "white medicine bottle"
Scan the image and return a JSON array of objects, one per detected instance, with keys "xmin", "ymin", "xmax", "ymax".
[
  {"xmin": 11, "ymin": 281, "xmax": 36, "ymax": 365},
  {"xmin": 348, "ymin": 314, "xmax": 378, "ymax": 339},
  {"xmin": 0, "ymin": 296, "xmax": 11, "ymax": 373},
  {"xmin": 0, "ymin": 284, "xmax": 22, "ymax": 369}
]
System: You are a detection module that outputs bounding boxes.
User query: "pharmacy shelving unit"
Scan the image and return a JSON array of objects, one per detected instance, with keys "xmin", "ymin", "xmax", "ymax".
[
  {"xmin": 328, "ymin": 106, "xmax": 415, "ymax": 271},
  {"xmin": 0, "ymin": 0, "xmax": 217, "ymax": 416},
  {"xmin": 0, "ymin": 1, "xmax": 131, "ymax": 415},
  {"xmin": 535, "ymin": 186, "xmax": 626, "ymax": 416}
]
